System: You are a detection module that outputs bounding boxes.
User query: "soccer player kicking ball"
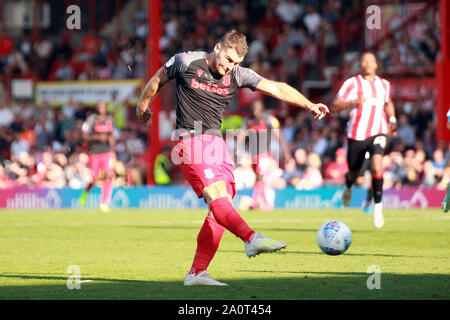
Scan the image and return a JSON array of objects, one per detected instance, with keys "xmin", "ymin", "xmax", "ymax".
[
  {"xmin": 79, "ymin": 101, "xmax": 116, "ymax": 213},
  {"xmin": 137, "ymin": 30, "xmax": 329, "ymax": 286},
  {"xmin": 239, "ymin": 100, "xmax": 292, "ymax": 211},
  {"xmin": 332, "ymin": 51, "xmax": 396, "ymax": 228}
]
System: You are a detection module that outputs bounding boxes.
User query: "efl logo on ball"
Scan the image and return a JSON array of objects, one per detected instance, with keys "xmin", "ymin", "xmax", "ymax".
[{"xmin": 317, "ymin": 220, "xmax": 352, "ymax": 255}]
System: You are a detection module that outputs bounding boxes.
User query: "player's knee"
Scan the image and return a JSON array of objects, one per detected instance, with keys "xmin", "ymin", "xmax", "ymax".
[{"xmin": 203, "ymin": 181, "xmax": 230, "ymax": 205}]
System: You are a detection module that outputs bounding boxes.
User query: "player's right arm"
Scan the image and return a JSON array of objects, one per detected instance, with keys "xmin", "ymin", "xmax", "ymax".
[
  {"xmin": 332, "ymin": 96, "xmax": 366, "ymax": 112},
  {"xmin": 136, "ymin": 66, "xmax": 170, "ymax": 124},
  {"xmin": 331, "ymin": 77, "xmax": 365, "ymax": 112}
]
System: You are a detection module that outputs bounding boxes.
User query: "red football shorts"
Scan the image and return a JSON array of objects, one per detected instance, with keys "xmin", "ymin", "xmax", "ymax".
[
  {"xmin": 173, "ymin": 134, "xmax": 236, "ymax": 199},
  {"xmin": 89, "ymin": 152, "xmax": 114, "ymax": 178}
]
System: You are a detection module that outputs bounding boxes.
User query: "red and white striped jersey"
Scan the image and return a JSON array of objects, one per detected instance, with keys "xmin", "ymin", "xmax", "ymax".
[{"xmin": 337, "ymin": 74, "xmax": 391, "ymax": 141}]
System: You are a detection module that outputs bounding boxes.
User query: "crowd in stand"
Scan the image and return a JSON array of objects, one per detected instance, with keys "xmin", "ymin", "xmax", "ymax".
[{"xmin": 0, "ymin": 0, "xmax": 445, "ymax": 190}]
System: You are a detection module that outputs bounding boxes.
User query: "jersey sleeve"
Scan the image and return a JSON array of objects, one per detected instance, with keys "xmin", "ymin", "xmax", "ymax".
[
  {"xmin": 337, "ymin": 77, "xmax": 358, "ymax": 102},
  {"xmin": 163, "ymin": 51, "xmax": 206, "ymax": 80},
  {"xmin": 163, "ymin": 52, "xmax": 189, "ymax": 80},
  {"xmin": 233, "ymin": 66, "xmax": 263, "ymax": 91}
]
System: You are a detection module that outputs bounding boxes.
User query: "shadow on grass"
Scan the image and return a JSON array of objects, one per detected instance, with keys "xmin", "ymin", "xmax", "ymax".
[
  {"xmin": 218, "ymin": 249, "xmax": 439, "ymax": 258},
  {"xmin": 0, "ymin": 272, "xmax": 448, "ymax": 300},
  {"xmin": 130, "ymin": 225, "xmax": 449, "ymax": 237}
]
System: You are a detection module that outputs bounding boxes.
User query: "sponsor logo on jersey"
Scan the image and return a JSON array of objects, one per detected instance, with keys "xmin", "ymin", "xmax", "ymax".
[{"xmin": 190, "ymin": 78, "xmax": 230, "ymax": 95}]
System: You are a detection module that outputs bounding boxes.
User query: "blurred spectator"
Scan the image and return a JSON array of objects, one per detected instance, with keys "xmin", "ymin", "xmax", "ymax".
[
  {"xmin": 310, "ymin": 127, "xmax": 328, "ymax": 156},
  {"xmin": 282, "ymin": 46, "xmax": 301, "ymax": 88},
  {"xmin": 396, "ymin": 114, "xmax": 416, "ymax": 149},
  {"xmin": 324, "ymin": 148, "xmax": 348, "ymax": 185},
  {"xmin": 10, "ymin": 132, "xmax": 30, "ymax": 157},
  {"xmin": 303, "ymin": 4, "xmax": 322, "ymax": 36},
  {"xmin": 0, "ymin": 31, "xmax": 14, "ymax": 56},
  {"xmin": 281, "ymin": 157, "xmax": 303, "ymax": 187},
  {"xmin": 61, "ymin": 98, "xmax": 77, "ymax": 119},
  {"xmin": 0, "ymin": 162, "xmax": 10, "ymax": 188},
  {"xmin": 281, "ymin": 116, "xmax": 296, "ymax": 144},
  {"xmin": 0, "ymin": 100, "xmax": 14, "ymax": 128},
  {"xmin": 5, "ymin": 46, "xmax": 27, "ymax": 75},
  {"xmin": 81, "ymin": 29, "xmax": 101, "ymax": 57},
  {"xmin": 234, "ymin": 154, "xmax": 256, "ymax": 190},
  {"xmin": 54, "ymin": 58, "xmax": 74, "ymax": 81},
  {"xmin": 107, "ymin": 92, "xmax": 127, "ymax": 129},
  {"xmin": 275, "ymin": 0, "xmax": 303, "ymax": 25},
  {"xmin": 296, "ymin": 152, "xmax": 323, "ymax": 190}
]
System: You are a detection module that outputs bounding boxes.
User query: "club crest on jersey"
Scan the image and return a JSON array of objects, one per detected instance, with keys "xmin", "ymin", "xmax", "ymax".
[
  {"xmin": 222, "ymin": 74, "xmax": 231, "ymax": 87},
  {"xmin": 197, "ymin": 69, "xmax": 204, "ymax": 77}
]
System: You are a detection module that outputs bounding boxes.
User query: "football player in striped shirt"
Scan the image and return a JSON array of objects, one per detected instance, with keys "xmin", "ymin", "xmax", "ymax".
[{"xmin": 332, "ymin": 51, "xmax": 397, "ymax": 228}]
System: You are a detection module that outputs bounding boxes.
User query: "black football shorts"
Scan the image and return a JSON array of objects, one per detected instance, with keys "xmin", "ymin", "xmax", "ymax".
[{"xmin": 347, "ymin": 134, "xmax": 387, "ymax": 172}]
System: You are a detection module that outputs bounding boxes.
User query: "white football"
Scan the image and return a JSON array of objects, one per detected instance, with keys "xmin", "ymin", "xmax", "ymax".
[{"xmin": 317, "ymin": 220, "xmax": 352, "ymax": 255}]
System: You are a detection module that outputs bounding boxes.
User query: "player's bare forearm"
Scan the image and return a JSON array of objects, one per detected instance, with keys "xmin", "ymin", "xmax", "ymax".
[
  {"xmin": 256, "ymin": 79, "xmax": 329, "ymax": 119},
  {"xmin": 332, "ymin": 98, "xmax": 351, "ymax": 112},
  {"xmin": 384, "ymin": 100, "xmax": 395, "ymax": 119},
  {"xmin": 136, "ymin": 66, "xmax": 170, "ymax": 123},
  {"xmin": 332, "ymin": 95, "xmax": 368, "ymax": 112},
  {"xmin": 256, "ymin": 79, "xmax": 313, "ymax": 109}
]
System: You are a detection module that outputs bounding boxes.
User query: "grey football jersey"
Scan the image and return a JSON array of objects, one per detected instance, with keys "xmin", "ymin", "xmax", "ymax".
[{"xmin": 163, "ymin": 51, "xmax": 263, "ymax": 132}]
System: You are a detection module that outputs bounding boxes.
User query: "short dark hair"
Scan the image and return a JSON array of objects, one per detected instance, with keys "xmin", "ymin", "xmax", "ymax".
[{"xmin": 220, "ymin": 30, "xmax": 248, "ymax": 57}]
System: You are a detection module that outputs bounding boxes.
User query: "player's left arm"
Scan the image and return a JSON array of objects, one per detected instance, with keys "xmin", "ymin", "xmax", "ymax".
[{"xmin": 255, "ymin": 78, "xmax": 329, "ymax": 120}]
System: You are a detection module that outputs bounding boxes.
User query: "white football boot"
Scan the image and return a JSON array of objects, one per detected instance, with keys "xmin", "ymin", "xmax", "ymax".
[
  {"xmin": 183, "ymin": 270, "xmax": 228, "ymax": 286},
  {"xmin": 373, "ymin": 202, "xmax": 385, "ymax": 228},
  {"xmin": 244, "ymin": 232, "xmax": 287, "ymax": 258}
]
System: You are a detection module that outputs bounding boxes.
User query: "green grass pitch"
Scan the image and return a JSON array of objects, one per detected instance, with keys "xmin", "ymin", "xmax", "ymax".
[{"xmin": 0, "ymin": 208, "xmax": 448, "ymax": 300}]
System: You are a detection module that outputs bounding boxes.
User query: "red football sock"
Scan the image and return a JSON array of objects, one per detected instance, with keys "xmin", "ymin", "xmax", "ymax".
[
  {"xmin": 189, "ymin": 216, "xmax": 225, "ymax": 275},
  {"xmin": 209, "ymin": 197, "xmax": 255, "ymax": 242}
]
